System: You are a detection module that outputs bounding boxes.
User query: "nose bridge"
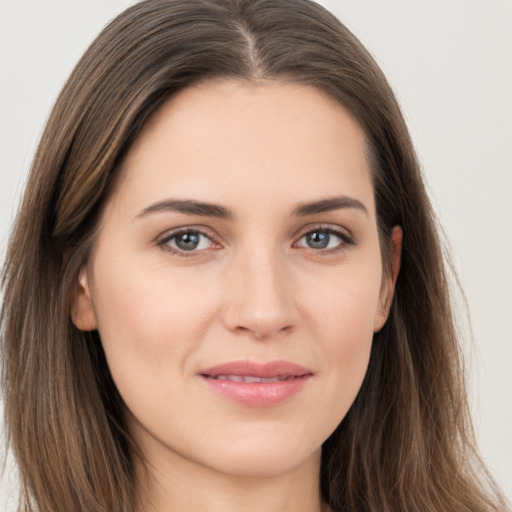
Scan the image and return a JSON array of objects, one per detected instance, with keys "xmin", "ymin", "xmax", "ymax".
[{"xmin": 223, "ymin": 237, "xmax": 296, "ymax": 338}]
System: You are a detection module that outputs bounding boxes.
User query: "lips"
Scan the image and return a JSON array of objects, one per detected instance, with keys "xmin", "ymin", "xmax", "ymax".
[
  {"xmin": 199, "ymin": 360, "xmax": 312, "ymax": 407},
  {"xmin": 209, "ymin": 375, "xmax": 294, "ymax": 383}
]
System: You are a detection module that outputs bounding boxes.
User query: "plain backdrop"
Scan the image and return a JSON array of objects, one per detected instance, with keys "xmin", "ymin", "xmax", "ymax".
[{"xmin": 1, "ymin": 0, "xmax": 511, "ymax": 509}]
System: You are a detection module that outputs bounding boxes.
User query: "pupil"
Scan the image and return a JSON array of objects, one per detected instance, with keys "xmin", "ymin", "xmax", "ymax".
[
  {"xmin": 176, "ymin": 232, "xmax": 200, "ymax": 250},
  {"xmin": 307, "ymin": 231, "xmax": 329, "ymax": 249}
]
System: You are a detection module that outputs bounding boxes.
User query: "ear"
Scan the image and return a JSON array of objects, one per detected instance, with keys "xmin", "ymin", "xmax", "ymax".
[
  {"xmin": 71, "ymin": 267, "xmax": 98, "ymax": 331},
  {"xmin": 374, "ymin": 226, "xmax": 402, "ymax": 332}
]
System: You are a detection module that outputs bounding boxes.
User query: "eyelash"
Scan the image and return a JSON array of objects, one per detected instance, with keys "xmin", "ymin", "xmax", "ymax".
[
  {"xmin": 294, "ymin": 226, "xmax": 355, "ymax": 253},
  {"xmin": 157, "ymin": 225, "xmax": 355, "ymax": 258},
  {"xmin": 157, "ymin": 228, "xmax": 218, "ymax": 258}
]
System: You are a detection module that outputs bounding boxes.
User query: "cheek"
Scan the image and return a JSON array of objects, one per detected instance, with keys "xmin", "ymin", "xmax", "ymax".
[
  {"xmin": 304, "ymin": 260, "xmax": 382, "ymax": 342},
  {"xmin": 301, "ymin": 263, "xmax": 381, "ymax": 410},
  {"xmin": 89, "ymin": 253, "xmax": 219, "ymax": 384},
  {"xmin": 88, "ymin": 259, "xmax": 224, "ymax": 435},
  {"xmin": 94, "ymin": 243, "xmax": 213, "ymax": 327}
]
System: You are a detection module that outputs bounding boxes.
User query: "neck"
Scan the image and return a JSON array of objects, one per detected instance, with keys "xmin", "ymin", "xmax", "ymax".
[{"xmin": 133, "ymin": 445, "xmax": 327, "ymax": 512}]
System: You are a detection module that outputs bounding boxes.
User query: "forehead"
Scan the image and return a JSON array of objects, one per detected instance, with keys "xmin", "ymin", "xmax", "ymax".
[{"xmin": 113, "ymin": 80, "xmax": 375, "ymax": 218}]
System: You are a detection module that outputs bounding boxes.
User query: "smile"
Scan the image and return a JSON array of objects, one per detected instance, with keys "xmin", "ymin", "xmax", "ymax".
[
  {"xmin": 199, "ymin": 360, "xmax": 313, "ymax": 407},
  {"xmin": 208, "ymin": 375, "xmax": 300, "ymax": 383}
]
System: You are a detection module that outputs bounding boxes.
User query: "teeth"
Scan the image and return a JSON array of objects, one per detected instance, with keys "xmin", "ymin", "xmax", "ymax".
[{"xmin": 212, "ymin": 374, "xmax": 290, "ymax": 383}]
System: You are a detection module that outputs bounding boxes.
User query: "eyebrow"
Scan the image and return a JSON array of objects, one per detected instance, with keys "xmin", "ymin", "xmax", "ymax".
[
  {"xmin": 293, "ymin": 196, "xmax": 368, "ymax": 217},
  {"xmin": 136, "ymin": 195, "xmax": 368, "ymax": 220},
  {"xmin": 136, "ymin": 199, "xmax": 233, "ymax": 219}
]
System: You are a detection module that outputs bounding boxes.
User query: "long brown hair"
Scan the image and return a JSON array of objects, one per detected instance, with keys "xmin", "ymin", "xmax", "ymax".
[{"xmin": 1, "ymin": 1, "xmax": 507, "ymax": 511}]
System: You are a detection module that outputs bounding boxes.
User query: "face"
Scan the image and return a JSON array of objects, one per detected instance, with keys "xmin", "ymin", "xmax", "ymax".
[{"xmin": 74, "ymin": 81, "xmax": 400, "ymax": 482}]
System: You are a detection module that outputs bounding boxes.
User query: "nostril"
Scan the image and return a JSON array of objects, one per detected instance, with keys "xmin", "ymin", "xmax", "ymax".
[
  {"xmin": 222, "ymin": 295, "xmax": 298, "ymax": 340},
  {"xmin": 230, "ymin": 324, "xmax": 293, "ymax": 340}
]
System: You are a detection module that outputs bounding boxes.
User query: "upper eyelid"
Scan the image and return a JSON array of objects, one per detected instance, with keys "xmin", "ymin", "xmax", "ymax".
[
  {"xmin": 156, "ymin": 225, "xmax": 217, "ymax": 243},
  {"xmin": 293, "ymin": 223, "xmax": 354, "ymax": 241}
]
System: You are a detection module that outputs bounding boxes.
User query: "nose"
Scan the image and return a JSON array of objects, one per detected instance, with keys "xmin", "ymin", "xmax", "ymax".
[{"xmin": 222, "ymin": 247, "xmax": 298, "ymax": 341}]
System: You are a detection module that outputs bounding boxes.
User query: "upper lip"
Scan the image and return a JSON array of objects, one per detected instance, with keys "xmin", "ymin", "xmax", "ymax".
[{"xmin": 199, "ymin": 360, "xmax": 312, "ymax": 378}]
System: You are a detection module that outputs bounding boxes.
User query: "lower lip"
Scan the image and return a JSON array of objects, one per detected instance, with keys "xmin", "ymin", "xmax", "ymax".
[{"xmin": 201, "ymin": 375, "xmax": 311, "ymax": 407}]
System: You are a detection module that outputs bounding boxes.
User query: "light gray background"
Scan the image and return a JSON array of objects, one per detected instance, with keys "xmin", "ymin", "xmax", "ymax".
[{"xmin": 1, "ymin": 1, "xmax": 511, "ymax": 508}]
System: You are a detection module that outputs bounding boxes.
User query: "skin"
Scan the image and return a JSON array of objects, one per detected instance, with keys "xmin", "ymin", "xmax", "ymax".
[{"xmin": 73, "ymin": 80, "xmax": 401, "ymax": 512}]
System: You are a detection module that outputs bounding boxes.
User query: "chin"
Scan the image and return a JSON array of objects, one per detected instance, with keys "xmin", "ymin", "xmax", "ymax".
[{"xmin": 197, "ymin": 432, "xmax": 324, "ymax": 479}]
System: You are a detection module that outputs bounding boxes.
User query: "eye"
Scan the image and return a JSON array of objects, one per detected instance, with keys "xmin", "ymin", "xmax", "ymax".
[
  {"xmin": 295, "ymin": 227, "xmax": 353, "ymax": 251},
  {"xmin": 158, "ymin": 229, "xmax": 217, "ymax": 255}
]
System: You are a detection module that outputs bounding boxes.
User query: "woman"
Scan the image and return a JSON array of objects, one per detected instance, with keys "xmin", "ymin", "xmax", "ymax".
[{"xmin": 1, "ymin": 1, "xmax": 507, "ymax": 511}]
